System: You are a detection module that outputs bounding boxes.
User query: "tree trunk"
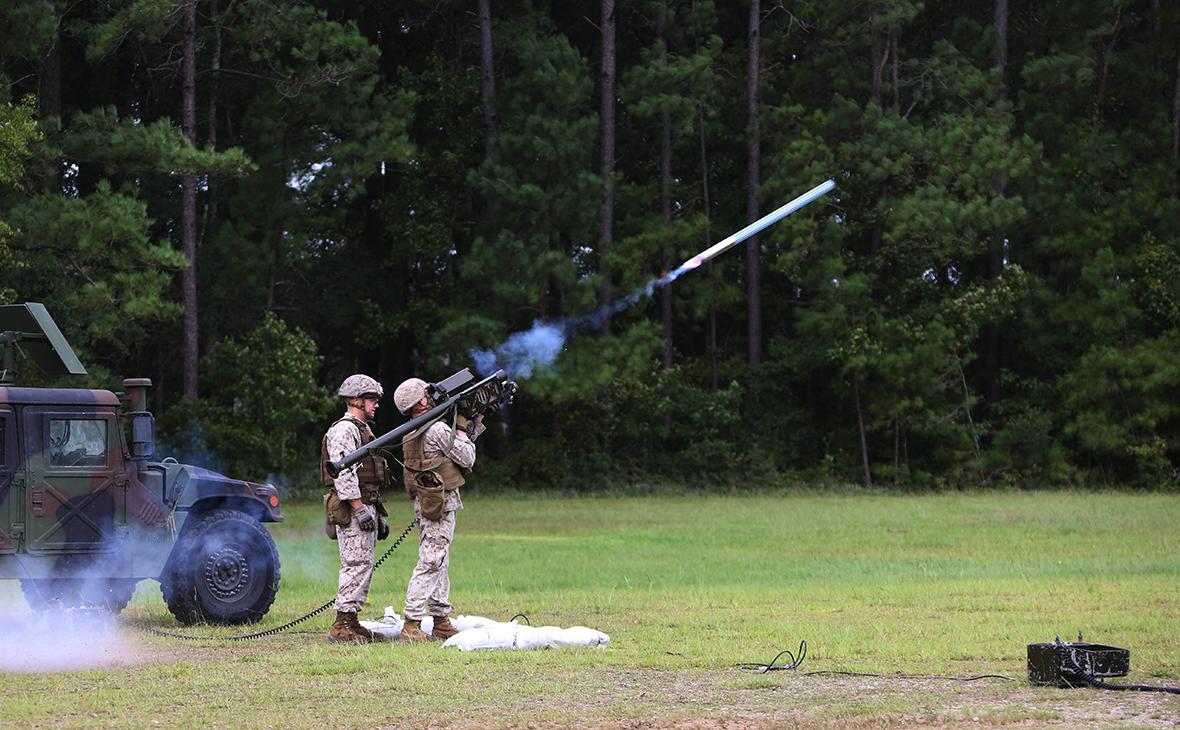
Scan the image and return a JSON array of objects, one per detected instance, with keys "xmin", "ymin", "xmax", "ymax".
[
  {"xmin": 853, "ymin": 377, "xmax": 872, "ymax": 488},
  {"xmin": 37, "ymin": 12, "xmax": 61, "ymax": 121},
  {"xmin": 870, "ymin": 16, "xmax": 886, "ymax": 106},
  {"xmin": 36, "ymin": 7, "xmax": 62, "ymax": 197},
  {"xmin": 869, "ymin": 20, "xmax": 886, "ymax": 256},
  {"xmin": 202, "ymin": 0, "xmax": 222, "ymax": 332},
  {"xmin": 208, "ymin": 0, "xmax": 221, "ymax": 151},
  {"xmin": 746, "ymin": 0, "xmax": 762, "ymax": 367},
  {"xmin": 181, "ymin": 0, "xmax": 199, "ymax": 402},
  {"xmin": 478, "ymin": 0, "xmax": 500, "ymax": 233},
  {"xmin": 1150, "ymin": 0, "xmax": 1161, "ymax": 72},
  {"xmin": 699, "ymin": 104, "xmax": 718, "ymax": 391},
  {"xmin": 1173, "ymin": 37, "xmax": 1180, "ymax": 160},
  {"xmin": 891, "ymin": 31, "xmax": 900, "ymax": 112},
  {"xmin": 1095, "ymin": 6, "xmax": 1123, "ymax": 109},
  {"xmin": 979, "ymin": 0, "xmax": 1009, "ymax": 408},
  {"xmin": 598, "ymin": 0, "xmax": 617, "ymax": 334},
  {"xmin": 659, "ymin": 0, "xmax": 674, "ymax": 370}
]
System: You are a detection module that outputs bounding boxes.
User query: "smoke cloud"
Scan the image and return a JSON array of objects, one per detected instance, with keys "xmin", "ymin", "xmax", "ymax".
[
  {"xmin": 0, "ymin": 608, "xmax": 143, "ymax": 673},
  {"xmin": 470, "ymin": 321, "xmax": 566, "ymax": 379},
  {"xmin": 0, "ymin": 524, "xmax": 172, "ymax": 672}
]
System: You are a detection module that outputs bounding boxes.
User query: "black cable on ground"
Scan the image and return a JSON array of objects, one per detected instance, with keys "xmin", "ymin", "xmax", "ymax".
[
  {"xmin": 735, "ymin": 642, "xmax": 1014, "ymax": 682},
  {"xmin": 805, "ymin": 670, "xmax": 1015, "ymax": 682},
  {"xmin": 1087, "ymin": 678, "xmax": 1180, "ymax": 695},
  {"xmin": 124, "ymin": 518, "xmax": 417, "ymax": 642},
  {"xmin": 737, "ymin": 641, "xmax": 807, "ymax": 672},
  {"xmin": 509, "ymin": 613, "xmax": 531, "ymax": 626}
]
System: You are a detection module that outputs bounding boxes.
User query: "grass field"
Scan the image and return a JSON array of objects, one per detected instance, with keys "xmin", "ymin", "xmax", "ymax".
[{"xmin": 2, "ymin": 491, "xmax": 1179, "ymax": 728}]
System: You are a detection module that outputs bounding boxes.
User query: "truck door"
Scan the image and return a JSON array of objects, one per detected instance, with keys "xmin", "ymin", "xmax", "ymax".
[
  {"xmin": 0, "ymin": 407, "xmax": 15, "ymax": 554},
  {"xmin": 22, "ymin": 407, "xmax": 124, "ymax": 555}
]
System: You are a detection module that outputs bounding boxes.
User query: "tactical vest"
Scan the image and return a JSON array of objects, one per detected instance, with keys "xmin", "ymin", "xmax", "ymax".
[
  {"xmin": 320, "ymin": 415, "xmax": 389, "ymax": 505},
  {"xmin": 401, "ymin": 424, "xmax": 465, "ymax": 497}
]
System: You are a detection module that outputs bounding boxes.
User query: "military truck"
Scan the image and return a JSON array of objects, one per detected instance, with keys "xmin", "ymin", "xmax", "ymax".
[{"xmin": 0, "ymin": 303, "xmax": 282, "ymax": 625}]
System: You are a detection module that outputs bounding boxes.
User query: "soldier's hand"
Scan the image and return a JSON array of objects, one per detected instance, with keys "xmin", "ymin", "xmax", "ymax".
[
  {"xmin": 377, "ymin": 517, "xmax": 390, "ymax": 541},
  {"xmin": 356, "ymin": 506, "xmax": 376, "ymax": 532}
]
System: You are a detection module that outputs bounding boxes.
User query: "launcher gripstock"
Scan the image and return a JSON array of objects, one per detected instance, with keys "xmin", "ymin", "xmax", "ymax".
[{"xmin": 324, "ymin": 368, "xmax": 517, "ymax": 479}]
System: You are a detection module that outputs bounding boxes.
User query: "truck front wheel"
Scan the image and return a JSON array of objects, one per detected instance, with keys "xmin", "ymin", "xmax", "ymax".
[{"xmin": 160, "ymin": 509, "xmax": 280, "ymax": 625}]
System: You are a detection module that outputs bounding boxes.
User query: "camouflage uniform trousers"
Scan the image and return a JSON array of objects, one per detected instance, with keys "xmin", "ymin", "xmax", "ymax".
[
  {"xmin": 335, "ymin": 504, "xmax": 378, "ymax": 614},
  {"xmin": 403, "ymin": 500, "xmax": 456, "ymax": 620}
]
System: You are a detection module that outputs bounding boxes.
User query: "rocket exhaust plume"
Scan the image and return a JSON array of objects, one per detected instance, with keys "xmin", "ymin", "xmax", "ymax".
[{"xmin": 472, "ymin": 179, "xmax": 836, "ymax": 378}]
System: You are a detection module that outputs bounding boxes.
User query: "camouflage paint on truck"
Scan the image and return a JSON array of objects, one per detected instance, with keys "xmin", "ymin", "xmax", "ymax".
[
  {"xmin": 1, "ymin": 304, "xmax": 283, "ymax": 624},
  {"xmin": 0, "ymin": 384, "xmax": 283, "ymax": 623}
]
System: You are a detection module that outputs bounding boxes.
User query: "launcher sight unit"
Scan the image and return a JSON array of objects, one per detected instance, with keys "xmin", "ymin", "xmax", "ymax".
[{"xmin": 326, "ymin": 367, "xmax": 516, "ymax": 479}]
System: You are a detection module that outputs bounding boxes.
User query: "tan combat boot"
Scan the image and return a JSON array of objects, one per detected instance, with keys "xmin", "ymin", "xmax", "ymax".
[
  {"xmin": 328, "ymin": 611, "xmax": 372, "ymax": 643},
  {"xmin": 399, "ymin": 619, "xmax": 431, "ymax": 642},
  {"xmin": 431, "ymin": 616, "xmax": 459, "ymax": 640},
  {"xmin": 346, "ymin": 612, "xmax": 376, "ymax": 642}
]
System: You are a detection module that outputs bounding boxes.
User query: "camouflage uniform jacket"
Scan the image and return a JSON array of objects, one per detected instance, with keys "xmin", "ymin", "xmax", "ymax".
[{"xmin": 323, "ymin": 415, "xmax": 368, "ymax": 501}]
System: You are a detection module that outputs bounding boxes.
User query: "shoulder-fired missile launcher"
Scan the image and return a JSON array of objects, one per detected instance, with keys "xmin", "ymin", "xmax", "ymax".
[{"xmin": 0, "ymin": 303, "xmax": 282, "ymax": 625}]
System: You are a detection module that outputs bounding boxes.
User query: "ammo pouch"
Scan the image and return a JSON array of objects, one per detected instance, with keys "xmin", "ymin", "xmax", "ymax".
[
  {"xmin": 324, "ymin": 489, "xmax": 387, "ymax": 539},
  {"xmin": 416, "ymin": 485, "xmax": 447, "ymax": 522},
  {"xmin": 407, "ymin": 466, "xmax": 447, "ymax": 521},
  {"xmin": 324, "ymin": 491, "xmax": 351, "ymax": 529}
]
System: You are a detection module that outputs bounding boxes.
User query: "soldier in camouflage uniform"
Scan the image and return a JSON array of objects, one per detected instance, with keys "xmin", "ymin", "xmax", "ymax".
[
  {"xmin": 321, "ymin": 374, "xmax": 390, "ymax": 643},
  {"xmin": 393, "ymin": 377, "xmax": 484, "ymax": 642}
]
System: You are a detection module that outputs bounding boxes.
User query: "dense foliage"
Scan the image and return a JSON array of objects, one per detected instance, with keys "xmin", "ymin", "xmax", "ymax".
[{"xmin": 2, "ymin": 1, "xmax": 1178, "ymax": 492}]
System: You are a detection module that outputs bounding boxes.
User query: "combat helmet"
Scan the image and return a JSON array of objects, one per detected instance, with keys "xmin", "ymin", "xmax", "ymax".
[
  {"xmin": 394, "ymin": 378, "xmax": 429, "ymax": 414},
  {"xmin": 338, "ymin": 374, "xmax": 383, "ymax": 400}
]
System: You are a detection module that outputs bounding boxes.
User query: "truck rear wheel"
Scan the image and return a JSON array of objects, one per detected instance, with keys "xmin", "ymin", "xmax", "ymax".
[{"xmin": 160, "ymin": 509, "xmax": 280, "ymax": 625}]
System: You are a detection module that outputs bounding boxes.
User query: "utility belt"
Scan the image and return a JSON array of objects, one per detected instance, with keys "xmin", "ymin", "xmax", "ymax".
[{"xmin": 323, "ymin": 482, "xmax": 388, "ymax": 540}]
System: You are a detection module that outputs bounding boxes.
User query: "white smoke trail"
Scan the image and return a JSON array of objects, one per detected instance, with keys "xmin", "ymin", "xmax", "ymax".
[
  {"xmin": 470, "ymin": 180, "xmax": 836, "ymax": 379},
  {"xmin": 468, "ymin": 251, "xmax": 744, "ymax": 379},
  {"xmin": 468, "ymin": 273, "xmax": 682, "ymax": 379}
]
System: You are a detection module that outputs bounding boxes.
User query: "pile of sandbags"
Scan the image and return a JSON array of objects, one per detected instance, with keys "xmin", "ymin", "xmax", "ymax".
[{"xmin": 359, "ymin": 609, "xmax": 609, "ymax": 651}]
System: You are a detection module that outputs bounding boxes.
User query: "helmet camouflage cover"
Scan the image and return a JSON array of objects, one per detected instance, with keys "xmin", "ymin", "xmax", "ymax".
[
  {"xmin": 394, "ymin": 377, "xmax": 429, "ymax": 414},
  {"xmin": 338, "ymin": 374, "xmax": 383, "ymax": 399}
]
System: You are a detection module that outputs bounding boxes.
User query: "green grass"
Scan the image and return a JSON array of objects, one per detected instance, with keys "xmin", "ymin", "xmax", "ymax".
[{"xmin": 2, "ymin": 491, "xmax": 1179, "ymax": 728}]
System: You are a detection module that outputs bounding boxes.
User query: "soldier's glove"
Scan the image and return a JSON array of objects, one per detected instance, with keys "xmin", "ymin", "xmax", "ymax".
[
  {"xmin": 377, "ymin": 517, "xmax": 390, "ymax": 541},
  {"xmin": 455, "ymin": 415, "xmax": 476, "ymax": 439},
  {"xmin": 356, "ymin": 506, "xmax": 376, "ymax": 532}
]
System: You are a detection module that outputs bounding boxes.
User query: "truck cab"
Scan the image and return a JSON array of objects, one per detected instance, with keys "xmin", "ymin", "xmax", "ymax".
[{"xmin": 0, "ymin": 303, "xmax": 282, "ymax": 625}]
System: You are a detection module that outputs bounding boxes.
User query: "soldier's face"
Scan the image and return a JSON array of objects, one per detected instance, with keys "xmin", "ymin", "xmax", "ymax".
[
  {"xmin": 361, "ymin": 396, "xmax": 379, "ymax": 420},
  {"xmin": 410, "ymin": 395, "xmax": 430, "ymax": 417}
]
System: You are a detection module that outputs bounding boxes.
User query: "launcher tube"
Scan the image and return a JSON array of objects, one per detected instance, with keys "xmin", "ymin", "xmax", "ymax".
[{"xmin": 325, "ymin": 369, "xmax": 508, "ymax": 478}]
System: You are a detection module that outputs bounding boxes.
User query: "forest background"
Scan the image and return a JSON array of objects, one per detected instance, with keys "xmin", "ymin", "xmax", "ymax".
[{"xmin": 2, "ymin": 0, "xmax": 1179, "ymax": 495}]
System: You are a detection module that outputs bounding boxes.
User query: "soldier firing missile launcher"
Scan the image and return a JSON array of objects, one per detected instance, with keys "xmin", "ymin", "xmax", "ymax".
[{"xmin": 326, "ymin": 367, "xmax": 517, "ymax": 479}]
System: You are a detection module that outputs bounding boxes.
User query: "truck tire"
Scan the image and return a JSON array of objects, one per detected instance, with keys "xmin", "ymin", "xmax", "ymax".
[
  {"xmin": 21, "ymin": 578, "xmax": 137, "ymax": 613},
  {"xmin": 160, "ymin": 509, "xmax": 280, "ymax": 625}
]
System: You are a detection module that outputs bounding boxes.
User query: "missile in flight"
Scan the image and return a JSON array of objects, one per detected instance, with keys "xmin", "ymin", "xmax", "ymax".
[{"xmin": 665, "ymin": 178, "xmax": 836, "ymax": 283}]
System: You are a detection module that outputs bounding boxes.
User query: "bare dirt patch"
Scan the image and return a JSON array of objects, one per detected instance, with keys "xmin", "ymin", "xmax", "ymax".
[{"xmin": 434, "ymin": 667, "xmax": 1180, "ymax": 729}]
